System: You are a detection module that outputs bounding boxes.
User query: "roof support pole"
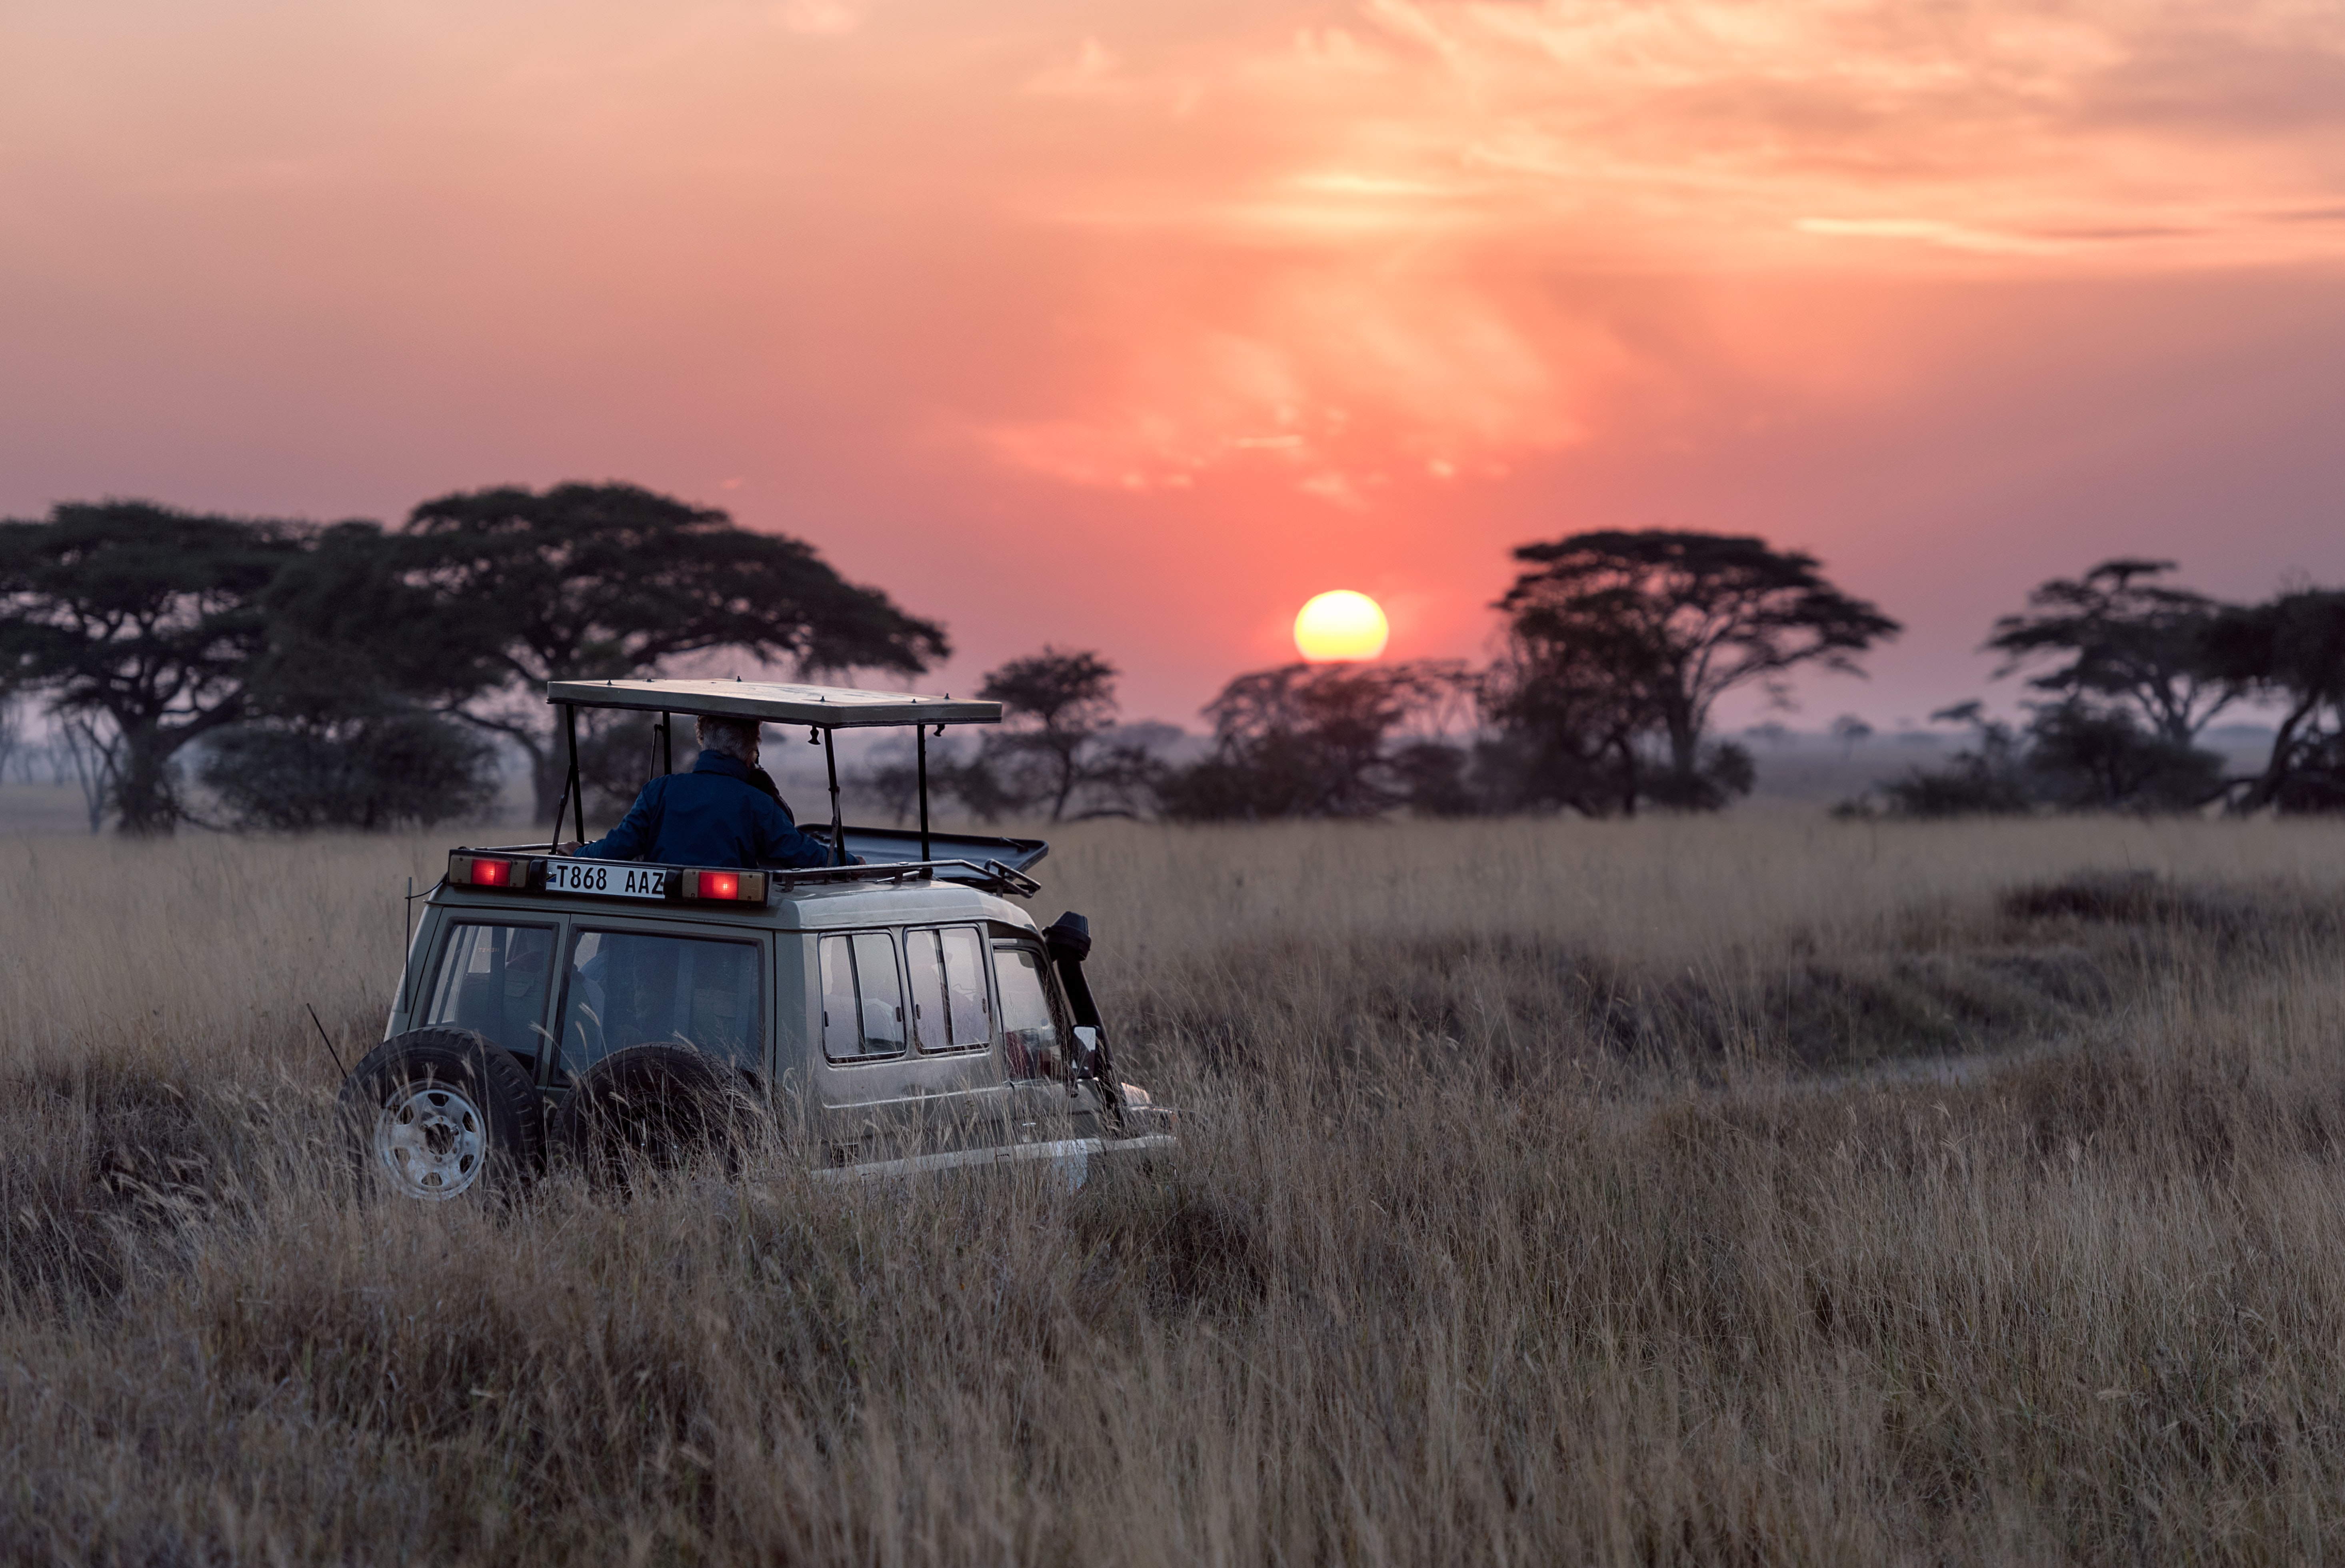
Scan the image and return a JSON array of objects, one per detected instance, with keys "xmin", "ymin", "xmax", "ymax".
[
  {"xmin": 547, "ymin": 702, "xmax": 584, "ymax": 853},
  {"xmin": 565, "ymin": 698, "xmax": 591, "ymax": 844},
  {"xmin": 917, "ymin": 725, "xmax": 931, "ymax": 862},
  {"xmin": 659, "ymin": 712, "xmax": 674, "ymax": 776},
  {"xmin": 822, "ymin": 726, "xmax": 845, "ymax": 866},
  {"xmin": 566, "ymin": 703, "xmax": 586, "ymax": 846},
  {"xmin": 545, "ymin": 760, "xmax": 564, "ymax": 856}
]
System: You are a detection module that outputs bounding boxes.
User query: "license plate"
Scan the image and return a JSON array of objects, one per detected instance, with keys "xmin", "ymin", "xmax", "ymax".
[{"xmin": 545, "ymin": 860, "xmax": 670, "ymax": 900}]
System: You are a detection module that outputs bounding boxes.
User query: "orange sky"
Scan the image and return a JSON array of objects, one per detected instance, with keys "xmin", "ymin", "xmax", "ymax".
[{"xmin": 6, "ymin": 0, "xmax": 2345, "ymax": 728}]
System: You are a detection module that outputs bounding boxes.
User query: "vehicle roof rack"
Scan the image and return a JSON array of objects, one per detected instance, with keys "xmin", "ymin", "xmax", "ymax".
[
  {"xmin": 764, "ymin": 858, "xmax": 1044, "ymax": 899},
  {"xmin": 544, "ymin": 678, "xmax": 1000, "ymax": 730},
  {"xmin": 538, "ymin": 678, "xmax": 1006, "ymax": 870}
]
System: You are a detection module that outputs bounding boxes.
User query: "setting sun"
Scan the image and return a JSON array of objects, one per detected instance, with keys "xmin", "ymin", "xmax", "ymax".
[{"xmin": 1293, "ymin": 590, "xmax": 1390, "ymax": 662}]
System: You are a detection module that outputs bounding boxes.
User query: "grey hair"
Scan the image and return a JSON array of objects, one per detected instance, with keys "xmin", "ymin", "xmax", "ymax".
[{"xmin": 695, "ymin": 714, "xmax": 761, "ymax": 761}]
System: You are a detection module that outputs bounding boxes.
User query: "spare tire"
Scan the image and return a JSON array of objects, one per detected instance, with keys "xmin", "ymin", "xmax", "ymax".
[
  {"xmin": 552, "ymin": 1044, "xmax": 767, "ymax": 1190},
  {"xmin": 337, "ymin": 1028, "xmax": 546, "ymax": 1202}
]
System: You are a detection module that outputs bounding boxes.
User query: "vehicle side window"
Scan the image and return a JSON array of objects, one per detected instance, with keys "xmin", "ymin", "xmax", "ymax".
[
  {"xmin": 425, "ymin": 924, "xmax": 556, "ymax": 1072},
  {"xmin": 820, "ymin": 932, "xmax": 908, "ymax": 1060},
  {"xmin": 557, "ymin": 929, "xmax": 763, "ymax": 1077},
  {"xmin": 906, "ymin": 926, "xmax": 991, "ymax": 1052},
  {"xmin": 993, "ymin": 944, "xmax": 1060, "ymax": 1080}
]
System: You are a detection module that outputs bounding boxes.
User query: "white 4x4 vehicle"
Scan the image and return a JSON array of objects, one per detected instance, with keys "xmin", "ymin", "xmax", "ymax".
[{"xmin": 337, "ymin": 679, "xmax": 1172, "ymax": 1201}]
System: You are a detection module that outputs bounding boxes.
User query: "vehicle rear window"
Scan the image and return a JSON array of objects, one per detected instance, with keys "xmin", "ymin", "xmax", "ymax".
[
  {"xmin": 906, "ymin": 926, "xmax": 990, "ymax": 1052},
  {"xmin": 556, "ymin": 929, "xmax": 763, "ymax": 1077},
  {"xmin": 820, "ymin": 932, "xmax": 907, "ymax": 1060},
  {"xmin": 424, "ymin": 924, "xmax": 556, "ymax": 1073},
  {"xmin": 994, "ymin": 944, "xmax": 1060, "ymax": 1080}
]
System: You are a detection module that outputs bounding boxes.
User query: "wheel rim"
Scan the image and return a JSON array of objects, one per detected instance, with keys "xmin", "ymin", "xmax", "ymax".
[{"xmin": 373, "ymin": 1079, "xmax": 489, "ymax": 1200}]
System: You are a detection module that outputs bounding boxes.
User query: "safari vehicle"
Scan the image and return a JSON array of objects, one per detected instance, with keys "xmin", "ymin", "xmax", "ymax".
[{"xmin": 337, "ymin": 678, "xmax": 1172, "ymax": 1201}]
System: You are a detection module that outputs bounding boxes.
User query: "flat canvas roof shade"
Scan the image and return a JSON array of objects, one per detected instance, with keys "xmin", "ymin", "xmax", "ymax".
[{"xmin": 544, "ymin": 678, "xmax": 1001, "ymax": 729}]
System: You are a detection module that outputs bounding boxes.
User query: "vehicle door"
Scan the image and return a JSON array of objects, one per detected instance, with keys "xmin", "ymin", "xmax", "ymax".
[
  {"xmin": 547, "ymin": 918, "xmax": 770, "ymax": 1091},
  {"xmin": 991, "ymin": 934, "xmax": 1104, "ymax": 1144},
  {"xmin": 411, "ymin": 917, "xmax": 562, "ymax": 1082},
  {"xmin": 811, "ymin": 923, "xmax": 1006, "ymax": 1165}
]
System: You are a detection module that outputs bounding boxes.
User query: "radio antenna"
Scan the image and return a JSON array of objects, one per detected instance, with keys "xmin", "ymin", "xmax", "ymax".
[{"xmin": 305, "ymin": 1002, "xmax": 349, "ymax": 1079}]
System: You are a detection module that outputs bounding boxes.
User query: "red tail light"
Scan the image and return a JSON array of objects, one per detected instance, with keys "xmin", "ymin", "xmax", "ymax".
[
  {"xmin": 688, "ymin": 870, "xmax": 764, "ymax": 902},
  {"xmin": 448, "ymin": 853, "xmax": 523, "ymax": 888}
]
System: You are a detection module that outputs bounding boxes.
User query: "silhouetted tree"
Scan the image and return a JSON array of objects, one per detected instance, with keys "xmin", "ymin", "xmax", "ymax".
[
  {"xmin": 201, "ymin": 519, "xmax": 510, "ymax": 830},
  {"xmin": 398, "ymin": 483, "xmax": 949, "ymax": 818},
  {"xmin": 245, "ymin": 520, "xmax": 501, "ymax": 722},
  {"xmin": 1082, "ymin": 721, "xmax": 1185, "ymax": 819},
  {"xmin": 0, "ymin": 502, "xmax": 304, "ymax": 832},
  {"xmin": 1859, "ymin": 561, "xmax": 2233, "ymax": 819},
  {"xmin": 1476, "ymin": 629, "xmax": 1656, "ymax": 815},
  {"xmin": 1857, "ymin": 697, "xmax": 2221, "ymax": 818},
  {"xmin": 1387, "ymin": 739, "xmax": 1478, "ymax": 817},
  {"xmin": 1158, "ymin": 662, "xmax": 1469, "ymax": 820},
  {"xmin": 901, "ymin": 650, "xmax": 1170, "ymax": 823},
  {"xmin": 1987, "ymin": 559, "xmax": 2234, "ymax": 744},
  {"xmin": 1829, "ymin": 714, "xmax": 1873, "ymax": 759},
  {"xmin": 2023, "ymin": 700, "xmax": 2223, "ymax": 810},
  {"xmin": 201, "ymin": 714, "xmax": 500, "ymax": 830},
  {"xmin": 1866, "ymin": 703, "xmax": 2036, "ymax": 818},
  {"xmin": 1490, "ymin": 530, "xmax": 1896, "ymax": 813},
  {"xmin": 53, "ymin": 718, "xmax": 114, "ymax": 833},
  {"xmin": 2200, "ymin": 591, "xmax": 2345, "ymax": 811},
  {"xmin": 976, "ymin": 647, "xmax": 1125, "ymax": 821}
]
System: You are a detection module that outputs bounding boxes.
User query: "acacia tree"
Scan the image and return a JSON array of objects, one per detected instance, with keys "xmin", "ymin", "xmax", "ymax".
[
  {"xmin": 396, "ymin": 483, "xmax": 950, "ymax": 817},
  {"xmin": 1477, "ymin": 621, "xmax": 1660, "ymax": 815},
  {"xmin": 974, "ymin": 648, "xmax": 1124, "ymax": 821},
  {"xmin": 1159, "ymin": 661, "xmax": 1470, "ymax": 820},
  {"xmin": 1986, "ymin": 558, "xmax": 2234, "ymax": 742},
  {"xmin": 0, "ymin": 502, "xmax": 304, "ymax": 832},
  {"xmin": 201, "ymin": 521, "xmax": 507, "ymax": 830},
  {"xmin": 245, "ymin": 520, "xmax": 500, "ymax": 722},
  {"xmin": 1494, "ymin": 530, "xmax": 1898, "ymax": 809},
  {"xmin": 900, "ymin": 649, "xmax": 1160, "ymax": 824},
  {"xmin": 2199, "ymin": 590, "xmax": 2345, "ymax": 811}
]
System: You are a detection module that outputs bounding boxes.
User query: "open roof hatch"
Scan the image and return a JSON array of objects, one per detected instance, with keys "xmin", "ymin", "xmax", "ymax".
[{"xmin": 541, "ymin": 678, "xmax": 1039, "ymax": 892}]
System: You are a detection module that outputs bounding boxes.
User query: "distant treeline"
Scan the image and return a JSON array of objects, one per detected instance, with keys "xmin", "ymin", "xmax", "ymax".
[
  {"xmin": 916, "ymin": 532, "xmax": 1898, "ymax": 824},
  {"xmin": 928, "ymin": 549, "xmax": 2345, "ymax": 824},
  {"xmin": 5, "ymin": 485, "xmax": 2341, "ymax": 832}
]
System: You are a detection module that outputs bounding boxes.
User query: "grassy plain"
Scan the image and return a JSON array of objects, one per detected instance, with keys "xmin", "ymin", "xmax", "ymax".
[{"xmin": 6, "ymin": 814, "xmax": 2345, "ymax": 1563}]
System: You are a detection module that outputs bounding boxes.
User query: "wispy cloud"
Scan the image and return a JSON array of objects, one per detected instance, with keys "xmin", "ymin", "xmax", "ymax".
[
  {"xmin": 976, "ymin": 0, "xmax": 2345, "ymax": 494},
  {"xmin": 774, "ymin": 0, "xmax": 863, "ymax": 37},
  {"xmin": 1026, "ymin": 37, "xmax": 1124, "ymax": 97},
  {"xmin": 9, "ymin": 0, "xmax": 2340, "ymax": 525}
]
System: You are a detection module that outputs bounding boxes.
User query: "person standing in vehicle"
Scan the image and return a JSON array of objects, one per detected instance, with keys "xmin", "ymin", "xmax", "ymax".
[{"xmin": 557, "ymin": 714, "xmax": 847, "ymax": 869}]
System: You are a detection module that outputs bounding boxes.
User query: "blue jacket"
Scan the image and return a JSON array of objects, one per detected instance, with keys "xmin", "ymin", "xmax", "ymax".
[{"xmin": 575, "ymin": 751, "xmax": 837, "ymax": 869}]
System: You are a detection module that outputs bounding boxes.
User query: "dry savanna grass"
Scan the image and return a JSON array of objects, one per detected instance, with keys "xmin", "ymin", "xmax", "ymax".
[{"xmin": 7, "ymin": 815, "xmax": 2345, "ymax": 1562}]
